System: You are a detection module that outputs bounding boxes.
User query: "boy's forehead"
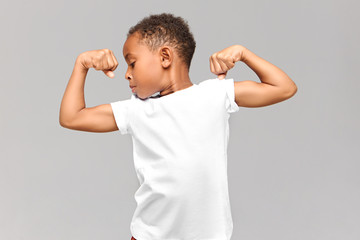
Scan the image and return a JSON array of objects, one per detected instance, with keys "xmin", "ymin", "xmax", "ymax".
[
  {"xmin": 123, "ymin": 36, "xmax": 139, "ymax": 58},
  {"xmin": 122, "ymin": 42, "xmax": 131, "ymax": 56},
  {"xmin": 123, "ymin": 38, "xmax": 153, "ymax": 60}
]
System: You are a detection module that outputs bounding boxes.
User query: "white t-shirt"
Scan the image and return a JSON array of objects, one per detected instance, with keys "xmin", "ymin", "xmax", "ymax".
[{"xmin": 110, "ymin": 77, "xmax": 239, "ymax": 240}]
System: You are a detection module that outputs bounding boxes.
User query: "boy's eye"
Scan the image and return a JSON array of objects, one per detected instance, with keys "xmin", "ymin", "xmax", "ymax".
[{"xmin": 130, "ymin": 62, "xmax": 135, "ymax": 67}]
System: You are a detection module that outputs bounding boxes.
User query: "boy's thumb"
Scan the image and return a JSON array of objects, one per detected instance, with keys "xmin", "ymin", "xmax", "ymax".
[
  {"xmin": 217, "ymin": 73, "xmax": 226, "ymax": 80},
  {"xmin": 104, "ymin": 70, "xmax": 115, "ymax": 78}
]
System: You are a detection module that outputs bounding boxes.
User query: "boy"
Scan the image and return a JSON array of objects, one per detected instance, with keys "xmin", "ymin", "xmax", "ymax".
[{"xmin": 59, "ymin": 13, "xmax": 297, "ymax": 240}]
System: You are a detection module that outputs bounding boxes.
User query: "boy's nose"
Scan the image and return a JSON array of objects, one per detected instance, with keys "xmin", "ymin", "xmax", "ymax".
[{"xmin": 125, "ymin": 71, "xmax": 132, "ymax": 80}]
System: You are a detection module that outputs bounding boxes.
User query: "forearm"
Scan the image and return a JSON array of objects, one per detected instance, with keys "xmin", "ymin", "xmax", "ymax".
[
  {"xmin": 59, "ymin": 55, "xmax": 88, "ymax": 125},
  {"xmin": 241, "ymin": 47, "xmax": 297, "ymax": 92}
]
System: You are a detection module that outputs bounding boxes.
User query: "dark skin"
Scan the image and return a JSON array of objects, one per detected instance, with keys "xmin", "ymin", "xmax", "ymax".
[
  {"xmin": 123, "ymin": 31, "xmax": 194, "ymax": 100},
  {"xmin": 59, "ymin": 31, "xmax": 297, "ymax": 132},
  {"xmin": 59, "ymin": 32, "xmax": 195, "ymax": 132}
]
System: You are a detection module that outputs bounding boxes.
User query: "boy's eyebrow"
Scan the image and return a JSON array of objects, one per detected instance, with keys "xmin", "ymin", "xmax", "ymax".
[{"xmin": 124, "ymin": 53, "xmax": 134, "ymax": 61}]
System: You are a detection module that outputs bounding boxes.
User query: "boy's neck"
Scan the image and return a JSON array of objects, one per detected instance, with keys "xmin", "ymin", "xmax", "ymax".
[{"xmin": 159, "ymin": 65, "xmax": 193, "ymax": 97}]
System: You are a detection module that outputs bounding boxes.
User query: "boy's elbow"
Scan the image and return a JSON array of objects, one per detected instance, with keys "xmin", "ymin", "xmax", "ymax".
[
  {"xmin": 293, "ymin": 85, "xmax": 298, "ymax": 96},
  {"xmin": 284, "ymin": 84, "xmax": 298, "ymax": 99},
  {"xmin": 59, "ymin": 118, "xmax": 70, "ymax": 129},
  {"xmin": 59, "ymin": 109, "xmax": 68, "ymax": 128},
  {"xmin": 290, "ymin": 82, "xmax": 298, "ymax": 96},
  {"xmin": 59, "ymin": 114, "xmax": 73, "ymax": 129},
  {"xmin": 59, "ymin": 109, "xmax": 79, "ymax": 129}
]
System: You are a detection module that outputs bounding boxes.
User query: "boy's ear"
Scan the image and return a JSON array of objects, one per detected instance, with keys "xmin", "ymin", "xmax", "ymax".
[{"xmin": 159, "ymin": 46, "xmax": 172, "ymax": 68}]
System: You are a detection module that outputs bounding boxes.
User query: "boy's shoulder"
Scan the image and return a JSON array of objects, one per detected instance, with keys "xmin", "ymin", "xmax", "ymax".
[
  {"xmin": 197, "ymin": 78, "xmax": 221, "ymax": 92},
  {"xmin": 198, "ymin": 78, "xmax": 220, "ymax": 86},
  {"xmin": 199, "ymin": 77, "xmax": 233, "ymax": 86},
  {"xmin": 198, "ymin": 78, "xmax": 234, "ymax": 93}
]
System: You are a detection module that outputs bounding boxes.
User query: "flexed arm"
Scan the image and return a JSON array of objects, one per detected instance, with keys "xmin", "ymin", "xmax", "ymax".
[
  {"xmin": 59, "ymin": 49, "xmax": 120, "ymax": 132},
  {"xmin": 210, "ymin": 45, "xmax": 297, "ymax": 108}
]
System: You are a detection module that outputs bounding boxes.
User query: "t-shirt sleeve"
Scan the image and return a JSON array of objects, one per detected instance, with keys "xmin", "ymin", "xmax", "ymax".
[
  {"xmin": 110, "ymin": 99, "xmax": 132, "ymax": 135},
  {"xmin": 218, "ymin": 77, "xmax": 240, "ymax": 113}
]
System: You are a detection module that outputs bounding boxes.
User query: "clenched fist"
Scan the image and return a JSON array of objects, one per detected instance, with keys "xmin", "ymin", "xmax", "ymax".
[
  {"xmin": 78, "ymin": 49, "xmax": 119, "ymax": 78},
  {"xmin": 209, "ymin": 45, "xmax": 246, "ymax": 80}
]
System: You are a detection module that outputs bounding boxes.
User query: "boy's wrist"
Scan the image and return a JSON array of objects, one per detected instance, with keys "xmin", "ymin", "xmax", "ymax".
[
  {"xmin": 236, "ymin": 45, "xmax": 247, "ymax": 62},
  {"xmin": 75, "ymin": 54, "xmax": 89, "ymax": 72}
]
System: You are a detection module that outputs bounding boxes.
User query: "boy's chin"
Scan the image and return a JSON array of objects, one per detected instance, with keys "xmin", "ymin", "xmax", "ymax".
[
  {"xmin": 133, "ymin": 92, "xmax": 149, "ymax": 100},
  {"xmin": 134, "ymin": 91, "xmax": 161, "ymax": 100}
]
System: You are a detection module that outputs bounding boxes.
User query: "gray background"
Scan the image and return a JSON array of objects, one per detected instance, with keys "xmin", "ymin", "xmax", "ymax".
[{"xmin": 1, "ymin": 0, "xmax": 359, "ymax": 239}]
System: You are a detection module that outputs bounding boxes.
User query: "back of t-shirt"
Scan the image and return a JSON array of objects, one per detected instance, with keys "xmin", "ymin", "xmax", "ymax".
[{"xmin": 111, "ymin": 78, "xmax": 239, "ymax": 240}]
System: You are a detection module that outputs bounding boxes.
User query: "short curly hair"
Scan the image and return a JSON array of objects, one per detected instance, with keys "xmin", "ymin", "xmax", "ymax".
[{"xmin": 127, "ymin": 13, "xmax": 196, "ymax": 70}]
